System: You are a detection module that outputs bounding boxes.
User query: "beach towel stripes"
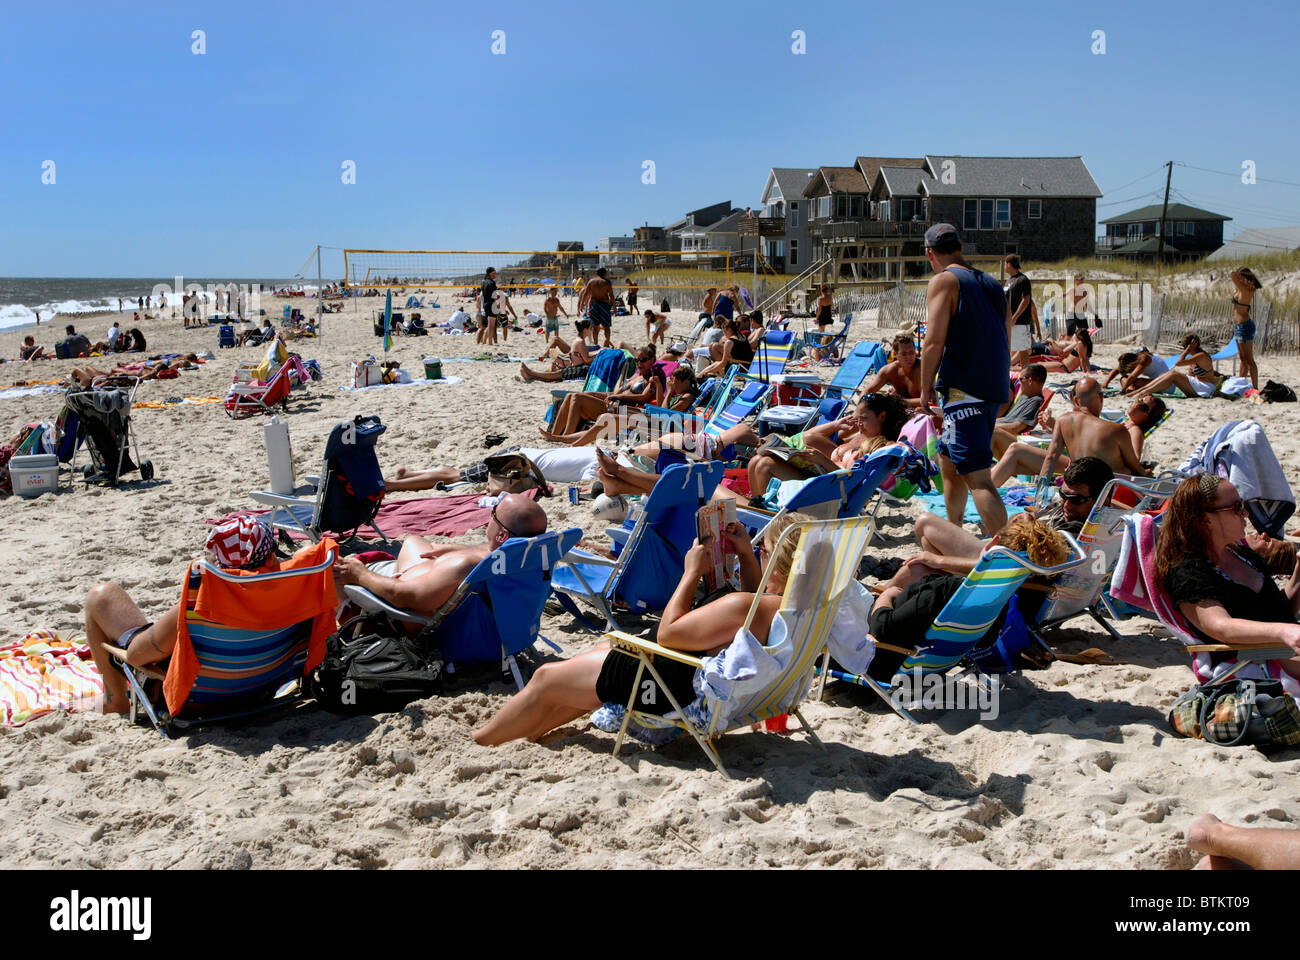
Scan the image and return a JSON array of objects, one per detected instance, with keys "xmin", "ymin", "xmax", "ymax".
[{"xmin": 0, "ymin": 630, "xmax": 103, "ymax": 726}]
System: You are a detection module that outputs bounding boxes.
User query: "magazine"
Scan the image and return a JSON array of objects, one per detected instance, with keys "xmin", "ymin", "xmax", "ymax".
[
  {"xmin": 757, "ymin": 435, "xmax": 826, "ymax": 475},
  {"xmin": 696, "ymin": 500, "xmax": 738, "ymax": 592}
]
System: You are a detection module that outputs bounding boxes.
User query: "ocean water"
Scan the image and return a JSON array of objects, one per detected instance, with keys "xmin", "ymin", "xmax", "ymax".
[{"xmin": 0, "ymin": 277, "xmax": 328, "ymax": 331}]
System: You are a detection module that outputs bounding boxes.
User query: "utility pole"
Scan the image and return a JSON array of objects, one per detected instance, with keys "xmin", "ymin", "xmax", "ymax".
[
  {"xmin": 1155, "ymin": 161, "xmax": 1173, "ymax": 274},
  {"xmin": 316, "ymin": 245, "xmax": 324, "ymax": 342}
]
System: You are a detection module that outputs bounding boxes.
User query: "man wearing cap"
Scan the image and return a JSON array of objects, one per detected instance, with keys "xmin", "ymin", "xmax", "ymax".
[{"xmin": 919, "ymin": 223, "xmax": 1011, "ymax": 533}]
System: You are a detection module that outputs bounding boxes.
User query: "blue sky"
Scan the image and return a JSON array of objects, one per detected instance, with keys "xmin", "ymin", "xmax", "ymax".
[{"xmin": 2, "ymin": 0, "xmax": 1298, "ymax": 277}]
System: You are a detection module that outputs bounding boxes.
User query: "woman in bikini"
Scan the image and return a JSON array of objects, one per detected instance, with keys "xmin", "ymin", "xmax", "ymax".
[
  {"xmin": 697, "ymin": 319, "xmax": 755, "ymax": 378},
  {"xmin": 472, "ymin": 513, "xmax": 809, "ymax": 746},
  {"xmin": 1130, "ymin": 333, "xmax": 1223, "ymax": 400},
  {"xmin": 543, "ymin": 367, "xmax": 700, "ymax": 448},
  {"xmin": 810, "ymin": 284, "xmax": 835, "ymax": 361},
  {"xmin": 1036, "ymin": 328, "xmax": 1092, "ymax": 374},
  {"xmin": 1230, "ymin": 266, "xmax": 1263, "ymax": 390},
  {"xmin": 543, "ymin": 346, "xmax": 666, "ymax": 438}
]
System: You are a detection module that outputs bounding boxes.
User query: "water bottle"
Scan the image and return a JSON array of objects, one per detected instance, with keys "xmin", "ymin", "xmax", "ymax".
[{"xmin": 1034, "ymin": 476, "xmax": 1052, "ymax": 508}]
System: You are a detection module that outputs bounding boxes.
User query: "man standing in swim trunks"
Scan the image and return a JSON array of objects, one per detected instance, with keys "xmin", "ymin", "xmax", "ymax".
[
  {"xmin": 919, "ymin": 223, "xmax": 1010, "ymax": 534},
  {"xmin": 578, "ymin": 267, "xmax": 614, "ymax": 348},
  {"xmin": 625, "ymin": 277, "xmax": 639, "ymax": 314},
  {"xmin": 477, "ymin": 267, "xmax": 499, "ymax": 346}
]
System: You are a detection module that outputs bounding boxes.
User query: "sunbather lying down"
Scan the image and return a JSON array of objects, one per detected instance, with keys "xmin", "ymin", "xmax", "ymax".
[
  {"xmin": 68, "ymin": 353, "xmax": 200, "ymax": 387},
  {"xmin": 472, "ymin": 513, "xmax": 807, "ymax": 746},
  {"xmin": 331, "ymin": 493, "xmax": 548, "ymax": 618}
]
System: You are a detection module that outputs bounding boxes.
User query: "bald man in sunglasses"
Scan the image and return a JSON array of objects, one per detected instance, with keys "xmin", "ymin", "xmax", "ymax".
[{"xmin": 332, "ymin": 493, "xmax": 548, "ymax": 617}]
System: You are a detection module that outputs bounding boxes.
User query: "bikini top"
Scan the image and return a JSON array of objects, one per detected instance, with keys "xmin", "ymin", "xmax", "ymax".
[{"xmin": 1232, "ymin": 297, "xmax": 1252, "ymax": 314}]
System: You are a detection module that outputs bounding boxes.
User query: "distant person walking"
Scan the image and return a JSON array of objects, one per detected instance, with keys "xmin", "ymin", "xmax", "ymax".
[
  {"xmin": 578, "ymin": 267, "xmax": 614, "ymax": 348},
  {"xmin": 477, "ymin": 267, "xmax": 500, "ymax": 346},
  {"xmin": 1230, "ymin": 266, "xmax": 1263, "ymax": 390},
  {"xmin": 1003, "ymin": 255, "xmax": 1038, "ymax": 365},
  {"xmin": 1065, "ymin": 273, "xmax": 1090, "ymax": 336},
  {"xmin": 918, "ymin": 223, "xmax": 1011, "ymax": 534}
]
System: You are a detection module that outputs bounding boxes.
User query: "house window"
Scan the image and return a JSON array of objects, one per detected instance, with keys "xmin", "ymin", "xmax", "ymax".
[
  {"xmin": 964, "ymin": 199, "xmax": 978, "ymax": 232},
  {"xmin": 789, "ymin": 202, "xmax": 799, "ymax": 228},
  {"xmin": 1028, "ymin": 199, "xmax": 1042, "ymax": 219},
  {"xmin": 789, "ymin": 239, "xmax": 799, "ymax": 267},
  {"xmin": 879, "ymin": 200, "xmax": 891, "ymax": 222},
  {"xmin": 996, "ymin": 199, "xmax": 1010, "ymax": 229},
  {"xmin": 1004, "ymin": 243, "xmax": 1018, "ymax": 255},
  {"xmin": 980, "ymin": 199, "xmax": 995, "ymax": 231},
  {"xmin": 1127, "ymin": 223, "xmax": 1143, "ymax": 239},
  {"xmin": 900, "ymin": 198, "xmax": 916, "ymax": 221},
  {"xmin": 817, "ymin": 196, "xmax": 830, "ymax": 219}
]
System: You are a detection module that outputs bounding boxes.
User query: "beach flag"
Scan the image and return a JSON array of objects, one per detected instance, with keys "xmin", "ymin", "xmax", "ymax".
[{"xmin": 383, "ymin": 289, "xmax": 392, "ymax": 353}]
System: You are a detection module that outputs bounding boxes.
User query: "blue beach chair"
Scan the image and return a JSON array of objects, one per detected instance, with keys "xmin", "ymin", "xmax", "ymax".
[
  {"xmin": 344, "ymin": 528, "xmax": 582, "ymax": 689},
  {"xmin": 745, "ymin": 330, "xmax": 795, "ymax": 383},
  {"xmin": 803, "ymin": 313, "xmax": 852, "ymax": 360},
  {"xmin": 542, "ymin": 347, "xmax": 629, "ymax": 426},
  {"xmin": 1211, "ymin": 340, "xmax": 1238, "ymax": 375},
  {"xmin": 824, "ymin": 340, "xmax": 888, "ymax": 402},
  {"xmin": 249, "ymin": 416, "xmax": 389, "ymax": 542},
  {"xmin": 552, "ymin": 462, "xmax": 724, "ymax": 630}
]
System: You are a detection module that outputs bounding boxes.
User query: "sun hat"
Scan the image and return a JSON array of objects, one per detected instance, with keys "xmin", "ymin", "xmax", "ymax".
[{"xmin": 205, "ymin": 516, "xmax": 275, "ymax": 570}]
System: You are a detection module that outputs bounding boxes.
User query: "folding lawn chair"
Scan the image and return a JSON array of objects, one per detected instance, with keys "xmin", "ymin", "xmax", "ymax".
[
  {"xmin": 745, "ymin": 329, "xmax": 794, "ymax": 383},
  {"xmin": 224, "ymin": 357, "xmax": 305, "ymax": 419},
  {"xmin": 343, "ymin": 528, "xmax": 581, "ymax": 690},
  {"xmin": 1211, "ymin": 340, "xmax": 1239, "ymax": 376},
  {"xmin": 703, "ymin": 379, "xmax": 771, "ymax": 437},
  {"xmin": 842, "ymin": 535, "xmax": 1087, "ymax": 723},
  {"xmin": 803, "ymin": 313, "xmax": 852, "ymax": 361},
  {"xmin": 601, "ymin": 514, "xmax": 877, "ymax": 777},
  {"xmin": 551, "ymin": 461, "xmax": 723, "ymax": 630},
  {"xmin": 104, "ymin": 543, "xmax": 338, "ymax": 737},
  {"xmin": 249, "ymin": 416, "xmax": 389, "ymax": 542},
  {"xmin": 217, "ymin": 324, "xmax": 237, "ymax": 349},
  {"xmin": 823, "ymin": 340, "xmax": 888, "ymax": 403}
]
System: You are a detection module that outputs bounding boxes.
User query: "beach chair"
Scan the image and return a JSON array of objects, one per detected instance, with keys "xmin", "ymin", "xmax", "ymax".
[
  {"xmin": 249, "ymin": 416, "xmax": 389, "ymax": 542},
  {"xmin": 542, "ymin": 347, "xmax": 628, "ymax": 426},
  {"xmin": 745, "ymin": 330, "xmax": 795, "ymax": 383},
  {"xmin": 703, "ymin": 379, "xmax": 771, "ymax": 437},
  {"xmin": 551, "ymin": 461, "xmax": 723, "ymax": 630},
  {"xmin": 223, "ymin": 356, "xmax": 299, "ymax": 418},
  {"xmin": 342, "ymin": 528, "xmax": 581, "ymax": 690},
  {"xmin": 1110, "ymin": 512, "xmax": 1296, "ymax": 695},
  {"xmin": 843, "ymin": 535, "xmax": 1087, "ymax": 723},
  {"xmin": 217, "ymin": 324, "xmax": 236, "ymax": 349},
  {"xmin": 1211, "ymin": 340, "xmax": 1239, "ymax": 376},
  {"xmin": 60, "ymin": 377, "xmax": 154, "ymax": 485},
  {"xmin": 103, "ymin": 543, "xmax": 338, "ymax": 737},
  {"xmin": 824, "ymin": 341, "xmax": 888, "ymax": 403},
  {"xmin": 803, "ymin": 313, "xmax": 852, "ymax": 361},
  {"xmin": 602, "ymin": 514, "xmax": 876, "ymax": 777},
  {"xmin": 1028, "ymin": 477, "xmax": 1174, "ymax": 646}
]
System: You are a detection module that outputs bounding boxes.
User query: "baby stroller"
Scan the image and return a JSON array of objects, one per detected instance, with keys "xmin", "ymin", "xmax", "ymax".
[{"xmin": 57, "ymin": 377, "xmax": 154, "ymax": 485}]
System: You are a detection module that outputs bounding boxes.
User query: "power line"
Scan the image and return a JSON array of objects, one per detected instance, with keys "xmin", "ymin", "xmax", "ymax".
[
  {"xmin": 1097, "ymin": 189, "xmax": 1166, "ymax": 208},
  {"xmin": 1171, "ymin": 188, "xmax": 1300, "ymax": 223},
  {"xmin": 1099, "ymin": 164, "xmax": 1169, "ymax": 196},
  {"xmin": 1173, "ymin": 161, "xmax": 1300, "ymax": 189}
]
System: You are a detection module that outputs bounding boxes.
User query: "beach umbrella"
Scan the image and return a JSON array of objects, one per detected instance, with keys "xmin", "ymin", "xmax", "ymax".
[{"xmin": 383, "ymin": 289, "xmax": 392, "ymax": 353}]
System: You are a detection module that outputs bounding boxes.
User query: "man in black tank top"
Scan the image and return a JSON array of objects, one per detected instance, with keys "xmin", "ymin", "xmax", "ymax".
[{"xmin": 919, "ymin": 223, "xmax": 1010, "ymax": 534}]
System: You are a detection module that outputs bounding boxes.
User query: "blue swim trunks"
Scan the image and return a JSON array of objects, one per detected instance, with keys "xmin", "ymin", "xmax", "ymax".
[
  {"xmin": 1235, "ymin": 319, "xmax": 1256, "ymax": 343},
  {"xmin": 936, "ymin": 394, "xmax": 999, "ymax": 476}
]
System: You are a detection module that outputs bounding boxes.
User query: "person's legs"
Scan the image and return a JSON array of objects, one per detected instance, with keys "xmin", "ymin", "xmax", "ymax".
[
  {"xmin": 965, "ymin": 468, "xmax": 1008, "ymax": 536},
  {"xmin": 1187, "ymin": 813, "xmax": 1300, "ymax": 870},
  {"xmin": 472, "ymin": 644, "xmax": 608, "ymax": 745},
  {"xmin": 553, "ymin": 392, "xmax": 610, "ymax": 436},
  {"xmin": 915, "ymin": 512, "xmax": 984, "ymax": 559},
  {"xmin": 519, "ymin": 362, "xmax": 564, "ymax": 383},
  {"xmin": 84, "ymin": 584, "xmax": 180, "ymax": 715},
  {"xmin": 1239, "ymin": 340, "xmax": 1258, "ymax": 391},
  {"xmin": 991, "ymin": 427, "xmax": 1020, "ymax": 459},
  {"xmin": 1130, "ymin": 370, "xmax": 1181, "ymax": 399},
  {"xmin": 386, "ymin": 466, "xmax": 459, "ymax": 491},
  {"xmin": 990, "ymin": 442, "xmax": 1050, "ymax": 486},
  {"xmin": 746, "ymin": 452, "xmax": 807, "ymax": 503},
  {"xmin": 938, "ymin": 454, "xmax": 969, "ymax": 527}
]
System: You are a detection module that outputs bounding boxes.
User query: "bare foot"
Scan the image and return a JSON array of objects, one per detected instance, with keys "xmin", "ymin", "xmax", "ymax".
[
  {"xmin": 538, "ymin": 428, "xmax": 559, "ymax": 442},
  {"xmin": 519, "ymin": 362, "xmax": 537, "ymax": 382},
  {"xmin": 1185, "ymin": 813, "xmax": 1221, "ymax": 852}
]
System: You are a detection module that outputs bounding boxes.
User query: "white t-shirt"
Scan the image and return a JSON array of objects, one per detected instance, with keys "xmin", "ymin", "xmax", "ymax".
[
  {"xmin": 106, "ymin": 325, "xmax": 120, "ymax": 347},
  {"xmin": 447, "ymin": 309, "xmax": 470, "ymax": 330},
  {"xmin": 524, "ymin": 312, "xmax": 542, "ymax": 326},
  {"xmin": 518, "ymin": 446, "xmax": 599, "ymax": 483}
]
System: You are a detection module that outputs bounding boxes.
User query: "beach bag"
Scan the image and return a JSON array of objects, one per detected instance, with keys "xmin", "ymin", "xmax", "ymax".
[
  {"xmin": 484, "ymin": 451, "xmax": 550, "ymax": 496},
  {"xmin": 1168, "ymin": 676, "xmax": 1300, "ymax": 748},
  {"xmin": 312, "ymin": 612, "xmax": 444, "ymax": 712},
  {"xmin": 1261, "ymin": 380, "xmax": 1297, "ymax": 403},
  {"xmin": 350, "ymin": 361, "xmax": 384, "ymax": 388}
]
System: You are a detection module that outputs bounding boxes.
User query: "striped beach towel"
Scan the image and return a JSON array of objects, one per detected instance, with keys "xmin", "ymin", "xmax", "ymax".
[{"xmin": 0, "ymin": 629, "xmax": 103, "ymax": 725}]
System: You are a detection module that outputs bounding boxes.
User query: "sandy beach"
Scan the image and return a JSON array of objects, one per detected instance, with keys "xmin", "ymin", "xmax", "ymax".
[{"xmin": 1, "ymin": 287, "xmax": 1297, "ymax": 870}]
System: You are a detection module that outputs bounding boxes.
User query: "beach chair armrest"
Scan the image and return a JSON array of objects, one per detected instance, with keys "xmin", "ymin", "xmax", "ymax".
[
  {"xmin": 606, "ymin": 631, "xmax": 705, "ymax": 669},
  {"xmin": 559, "ymin": 547, "xmax": 618, "ymax": 567},
  {"xmin": 249, "ymin": 489, "xmax": 312, "ymax": 509},
  {"xmin": 101, "ymin": 643, "xmax": 168, "ymax": 681},
  {"xmin": 344, "ymin": 585, "xmax": 434, "ymax": 626},
  {"xmin": 1183, "ymin": 644, "xmax": 1295, "ymax": 660}
]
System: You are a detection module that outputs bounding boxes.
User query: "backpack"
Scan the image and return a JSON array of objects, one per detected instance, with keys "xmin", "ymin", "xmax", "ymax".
[
  {"xmin": 1261, "ymin": 380, "xmax": 1297, "ymax": 403},
  {"xmin": 661, "ymin": 297, "xmax": 671, "ymax": 313},
  {"xmin": 484, "ymin": 451, "xmax": 551, "ymax": 496},
  {"xmin": 311, "ymin": 612, "xmax": 444, "ymax": 712}
]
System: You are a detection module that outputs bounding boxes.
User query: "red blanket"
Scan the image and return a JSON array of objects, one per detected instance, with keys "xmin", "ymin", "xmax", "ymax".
[{"xmin": 210, "ymin": 489, "xmax": 540, "ymax": 540}]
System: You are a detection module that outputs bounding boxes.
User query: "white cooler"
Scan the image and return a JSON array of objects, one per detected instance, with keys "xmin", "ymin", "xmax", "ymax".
[{"xmin": 9, "ymin": 454, "xmax": 59, "ymax": 498}]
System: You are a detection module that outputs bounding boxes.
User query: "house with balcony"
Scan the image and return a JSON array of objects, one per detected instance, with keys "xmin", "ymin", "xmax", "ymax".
[
  {"xmin": 1098, "ymin": 203, "xmax": 1229, "ymax": 261},
  {"xmin": 679, "ymin": 209, "xmax": 745, "ymax": 263},
  {"xmin": 750, "ymin": 167, "xmax": 816, "ymax": 273},
  {"xmin": 598, "ymin": 236, "xmax": 635, "ymax": 267}
]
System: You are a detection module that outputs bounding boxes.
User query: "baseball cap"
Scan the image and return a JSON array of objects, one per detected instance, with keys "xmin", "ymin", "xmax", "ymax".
[{"xmin": 923, "ymin": 223, "xmax": 960, "ymax": 248}]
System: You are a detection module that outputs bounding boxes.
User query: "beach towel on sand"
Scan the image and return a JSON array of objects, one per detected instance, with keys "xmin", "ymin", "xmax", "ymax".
[
  {"xmin": 210, "ymin": 489, "xmax": 541, "ymax": 541},
  {"xmin": 0, "ymin": 629, "xmax": 103, "ymax": 725}
]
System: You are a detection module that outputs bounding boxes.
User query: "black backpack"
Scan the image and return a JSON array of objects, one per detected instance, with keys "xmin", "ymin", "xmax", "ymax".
[
  {"xmin": 1261, "ymin": 380, "xmax": 1297, "ymax": 403},
  {"xmin": 312, "ymin": 612, "xmax": 444, "ymax": 712},
  {"xmin": 660, "ymin": 297, "xmax": 671, "ymax": 313}
]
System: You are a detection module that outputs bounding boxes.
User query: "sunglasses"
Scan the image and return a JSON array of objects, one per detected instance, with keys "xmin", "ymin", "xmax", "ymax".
[
  {"xmin": 1207, "ymin": 498, "xmax": 1248, "ymax": 518},
  {"xmin": 1058, "ymin": 492, "xmax": 1095, "ymax": 505},
  {"xmin": 491, "ymin": 503, "xmax": 523, "ymax": 539}
]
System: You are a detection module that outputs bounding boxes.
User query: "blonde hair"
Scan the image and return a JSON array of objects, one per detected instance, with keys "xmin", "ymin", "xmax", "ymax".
[
  {"xmin": 998, "ymin": 513, "xmax": 1069, "ymax": 567},
  {"xmin": 762, "ymin": 512, "xmax": 810, "ymax": 584},
  {"xmin": 857, "ymin": 434, "xmax": 890, "ymax": 456}
]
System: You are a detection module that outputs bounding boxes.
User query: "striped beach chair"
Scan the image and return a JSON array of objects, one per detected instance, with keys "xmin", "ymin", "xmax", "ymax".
[
  {"xmin": 745, "ymin": 330, "xmax": 794, "ymax": 383},
  {"xmin": 602, "ymin": 515, "xmax": 876, "ymax": 777},
  {"xmin": 823, "ymin": 340, "xmax": 888, "ymax": 403},
  {"xmin": 104, "ymin": 545, "xmax": 337, "ymax": 737},
  {"xmin": 840, "ymin": 536, "xmax": 1086, "ymax": 723}
]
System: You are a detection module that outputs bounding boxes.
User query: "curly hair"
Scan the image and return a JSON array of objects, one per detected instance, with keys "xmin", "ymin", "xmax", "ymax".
[
  {"xmin": 1155, "ymin": 475, "xmax": 1220, "ymax": 587},
  {"xmin": 860, "ymin": 391, "xmax": 909, "ymax": 441},
  {"xmin": 762, "ymin": 511, "xmax": 809, "ymax": 584},
  {"xmin": 998, "ymin": 513, "xmax": 1070, "ymax": 567}
]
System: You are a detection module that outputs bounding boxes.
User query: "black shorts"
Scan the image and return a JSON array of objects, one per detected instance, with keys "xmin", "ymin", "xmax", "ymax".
[
  {"xmin": 595, "ymin": 649, "xmax": 697, "ymax": 715},
  {"xmin": 627, "ymin": 294, "xmax": 638, "ymax": 309}
]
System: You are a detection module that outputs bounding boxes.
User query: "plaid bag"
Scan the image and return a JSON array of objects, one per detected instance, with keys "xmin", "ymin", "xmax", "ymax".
[{"xmin": 1169, "ymin": 677, "xmax": 1300, "ymax": 748}]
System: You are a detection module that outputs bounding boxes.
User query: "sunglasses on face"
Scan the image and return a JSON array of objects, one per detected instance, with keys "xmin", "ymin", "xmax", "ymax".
[
  {"xmin": 1058, "ymin": 491, "xmax": 1095, "ymax": 505},
  {"xmin": 1207, "ymin": 498, "xmax": 1248, "ymax": 518},
  {"xmin": 491, "ymin": 503, "xmax": 522, "ymax": 539}
]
